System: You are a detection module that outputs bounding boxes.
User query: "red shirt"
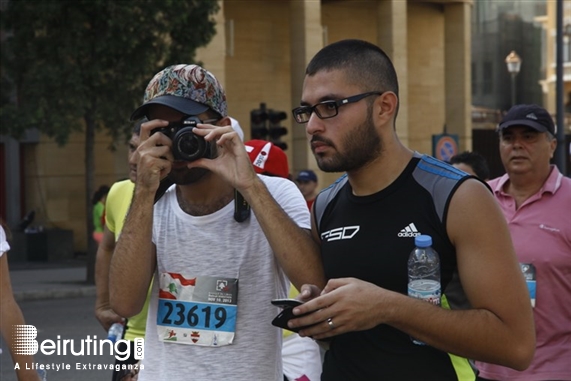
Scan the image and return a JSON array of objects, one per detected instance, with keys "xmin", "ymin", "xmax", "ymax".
[{"xmin": 306, "ymin": 198, "xmax": 315, "ymax": 211}]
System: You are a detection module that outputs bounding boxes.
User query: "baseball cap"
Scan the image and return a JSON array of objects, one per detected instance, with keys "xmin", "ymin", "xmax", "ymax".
[
  {"xmin": 244, "ymin": 140, "xmax": 289, "ymax": 179},
  {"xmin": 296, "ymin": 169, "xmax": 317, "ymax": 182},
  {"xmin": 131, "ymin": 64, "xmax": 227, "ymax": 121},
  {"xmin": 497, "ymin": 104, "xmax": 556, "ymax": 135}
]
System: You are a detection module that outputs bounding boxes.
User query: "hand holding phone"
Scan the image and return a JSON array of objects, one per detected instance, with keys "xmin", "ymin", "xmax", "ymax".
[{"xmin": 271, "ymin": 298, "xmax": 311, "ymax": 333}]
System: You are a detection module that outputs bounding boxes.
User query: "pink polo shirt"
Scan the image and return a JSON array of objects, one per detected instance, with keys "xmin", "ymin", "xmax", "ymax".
[{"xmin": 477, "ymin": 166, "xmax": 571, "ymax": 381}]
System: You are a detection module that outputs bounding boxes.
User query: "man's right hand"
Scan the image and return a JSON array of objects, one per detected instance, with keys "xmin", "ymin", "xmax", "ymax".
[
  {"xmin": 132, "ymin": 119, "xmax": 173, "ymax": 194},
  {"xmin": 298, "ymin": 284, "xmax": 322, "ymax": 302},
  {"xmin": 95, "ymin": 307, "xmax": 123, "ymax": 332}
]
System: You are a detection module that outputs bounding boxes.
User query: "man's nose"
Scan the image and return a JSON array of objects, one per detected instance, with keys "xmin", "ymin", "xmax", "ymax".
[
  {"xmin": 306, "ymin": 112, "xmax": 325, "ymax": 136},
  {"xmin": 511, "ymin": 133, "xmax": 528, "ymax": 146}
]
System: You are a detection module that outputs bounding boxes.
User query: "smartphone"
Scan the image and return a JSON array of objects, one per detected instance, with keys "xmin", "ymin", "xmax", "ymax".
[
  {"xmin": 271, "ymin": 298, "xmax": 303, "ymax": 309},
  {"xmin": 271, "ymin": 298, "xmax": 310, "ymax": 333}
]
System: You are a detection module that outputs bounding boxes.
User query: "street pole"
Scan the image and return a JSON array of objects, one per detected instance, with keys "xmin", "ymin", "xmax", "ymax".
[
  {"xmin": 554, "ymin": 0, "xmax": 567, "ymax": 174},
  {"xmin": 510, "ymin": 73, "xmax": 517, "ymax": 107},
  {"xmin": 505, "ymin": 51, "xmax": 521, "ymax": 108}
]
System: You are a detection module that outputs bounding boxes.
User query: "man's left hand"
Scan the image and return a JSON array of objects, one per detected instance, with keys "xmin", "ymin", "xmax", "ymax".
[{"xmin": 288, "ymin": 277, "xmax": 389, "ymax": 340}]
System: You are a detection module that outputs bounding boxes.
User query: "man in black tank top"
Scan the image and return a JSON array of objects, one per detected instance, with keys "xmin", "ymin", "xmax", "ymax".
[{"xmin": 287, "ymin": 39, "xmax": 535, "ymax": 380}]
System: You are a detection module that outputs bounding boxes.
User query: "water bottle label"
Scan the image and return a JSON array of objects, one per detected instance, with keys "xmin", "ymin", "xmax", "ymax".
[
  {"xmin": 408, "ymin": 279, "xmax": 441, "ymax": 345},
  {"xmin": 408, "ymin": 279, "xmax": 441, "ymax": 306}
]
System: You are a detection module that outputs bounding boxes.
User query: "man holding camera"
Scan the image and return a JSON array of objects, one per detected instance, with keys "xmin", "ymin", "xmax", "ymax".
[{"xmin": 109, "ymin": 64, "xmax": 324, "ymax": 380}]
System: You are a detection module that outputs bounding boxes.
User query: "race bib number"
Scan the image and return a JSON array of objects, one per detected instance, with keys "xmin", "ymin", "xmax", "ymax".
[
  {"xmin": 519, "ymin": 263, "xmax": 536, "ymax": 308},
  {"xmin": 157, "ymin": 273, "xmax": 238, "ymax": 347}
]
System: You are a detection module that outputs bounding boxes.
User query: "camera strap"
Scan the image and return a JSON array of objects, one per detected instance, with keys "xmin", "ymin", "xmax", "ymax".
[
  {"xmin": 154, "ymin": 178, "xmax": 174, "ymax": 204},
  {"xmin": 233, "ymin": 189, "xmax": 251, "ymax": 223}
]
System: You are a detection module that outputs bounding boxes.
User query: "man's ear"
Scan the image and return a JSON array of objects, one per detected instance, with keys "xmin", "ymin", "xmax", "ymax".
[
  {"xmin": 217, "ymin": 116, "xmax": 232, "ymax": 127},
  {"xmin": 375, "ymin": 91, "xmax": 398, "ymax": 123},
  {"xmin": 549, "ymin": 135, "xmax": 557, "ymax": 158}
]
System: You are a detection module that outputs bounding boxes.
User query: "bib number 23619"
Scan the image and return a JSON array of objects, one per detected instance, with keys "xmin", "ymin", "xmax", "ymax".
[
  {"xmin": 157, "ymin": 273, "xmax": 238, "ymax": 347},
  {"xmin": 159, "ymin": 300, "xmax": 230, "ymax": 330}
]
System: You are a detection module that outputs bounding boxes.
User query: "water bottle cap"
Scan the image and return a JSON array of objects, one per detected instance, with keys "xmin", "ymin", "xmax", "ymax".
[{"xmin": 415, "ymin": 235, "xmax": 432, "ymax": 247}]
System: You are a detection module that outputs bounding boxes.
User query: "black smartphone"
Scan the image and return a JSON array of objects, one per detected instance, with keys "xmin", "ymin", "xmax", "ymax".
[
  {"xmin": 271, "ymin": 298, "xmax": 303, "ymax": 309},
  {"xmin": 271, "ymin": 299, "xmax": 311, "ymax": 333}
]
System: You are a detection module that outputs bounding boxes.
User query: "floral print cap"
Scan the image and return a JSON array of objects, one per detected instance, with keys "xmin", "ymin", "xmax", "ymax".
[{"xmin": 131, "ymin": 64, "xmax": 227, "ymax": 120}]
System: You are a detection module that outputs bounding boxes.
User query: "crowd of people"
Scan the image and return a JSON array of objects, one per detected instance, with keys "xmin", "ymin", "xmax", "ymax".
[{"xmin": 2, "ymin": 39, "xmax": 569, "ymax": 381}]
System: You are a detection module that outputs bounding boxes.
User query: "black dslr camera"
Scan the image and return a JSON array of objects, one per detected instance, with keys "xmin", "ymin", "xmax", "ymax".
[
  {"xmin": 150, "ymin": 116, "xmax": 212, "ymax": 162},
  {"xmin": 150, "ymin": 116, "xmax": 251, "ymax": 223}
]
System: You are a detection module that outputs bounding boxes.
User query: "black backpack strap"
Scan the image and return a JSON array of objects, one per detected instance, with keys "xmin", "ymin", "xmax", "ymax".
[
  {"xmin": 154, "ymin": 177, "xmax": 174, "ymax": 204},
  {"xmin": 313, "ymin": 174, "xmax": 348, "ymax": 233}
]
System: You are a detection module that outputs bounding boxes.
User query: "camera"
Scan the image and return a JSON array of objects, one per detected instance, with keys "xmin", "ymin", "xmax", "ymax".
[{"xmin": 150, "ymin": 116, "xmax": 211, "ymax": 162}]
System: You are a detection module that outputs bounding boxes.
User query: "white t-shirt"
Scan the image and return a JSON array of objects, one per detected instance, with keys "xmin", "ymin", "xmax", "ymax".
[
  {"xmin": 139, "ymin": 175, "xmax": 310, "ymax": 381},
  {"xmin": 0, "ymin": 226, "xmax": 10, "ymax": 256}
]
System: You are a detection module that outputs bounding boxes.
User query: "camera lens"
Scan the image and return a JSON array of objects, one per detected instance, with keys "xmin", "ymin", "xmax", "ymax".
[{"xmin": 173, "ymin": 127, "xmax": 207, "ymax": 161}]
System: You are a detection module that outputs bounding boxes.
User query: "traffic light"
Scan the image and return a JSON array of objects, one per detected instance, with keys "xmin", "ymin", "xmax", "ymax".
[
  {"xmin": 250, "ymin": 103, "xmax": 268, "ymax": 140},
  {"xmin": 268, "ymin": 109, "xmax": 288, "ymax": 151}
]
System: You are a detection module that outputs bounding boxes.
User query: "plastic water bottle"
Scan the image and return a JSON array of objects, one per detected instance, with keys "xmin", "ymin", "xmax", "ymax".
[
  {"xmin": 407, "ymin": 234, "xmax": 441, "ymax": 345},
  {"xmin": 107, "ymin": 322, "xmax": 124, "ymax": 343},
  {"xmin": 37, "ymin": 369, "xmax": 47, "ymax": 381}
]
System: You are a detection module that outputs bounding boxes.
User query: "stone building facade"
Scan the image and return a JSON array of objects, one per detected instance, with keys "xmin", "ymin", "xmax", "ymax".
[{"xmin": 2, "ymin": 0, "xmax": 473, "ymax": 253}]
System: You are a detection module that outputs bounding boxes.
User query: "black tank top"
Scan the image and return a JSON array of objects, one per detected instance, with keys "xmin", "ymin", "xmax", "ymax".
[{"xmin": 314, "ymin": 153, "xmax": 478, "ymax": 380}]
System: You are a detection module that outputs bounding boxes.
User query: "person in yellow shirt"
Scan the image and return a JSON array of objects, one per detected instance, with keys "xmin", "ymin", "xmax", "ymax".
[{"xmin": 94, "ymin": 119, "xmax": 148, "ymax": 381}]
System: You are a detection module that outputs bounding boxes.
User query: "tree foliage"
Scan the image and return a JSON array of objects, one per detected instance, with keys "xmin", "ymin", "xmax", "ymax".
[
  {"xmin": 0, "ymin": 0, "xmax": 220, "ymax": 283},
  {"xmin": 1, "ymin": 0, "xmax": 220, "ymax": 143}
]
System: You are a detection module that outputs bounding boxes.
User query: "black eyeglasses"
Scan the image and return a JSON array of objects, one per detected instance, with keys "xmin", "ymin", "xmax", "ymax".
[{"xmin": 292, "ymin": 91, "xmax": 384, "ymax": 124}]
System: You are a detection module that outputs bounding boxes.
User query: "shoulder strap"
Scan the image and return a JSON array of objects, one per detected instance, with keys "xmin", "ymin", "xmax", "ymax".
[
  {"xmin": 154, "ymin": 178, "xmax": 174, "ymax": 204},
  {"xmin": 313, "ymin": 174, "xmax": 349, "ymax": 233}
]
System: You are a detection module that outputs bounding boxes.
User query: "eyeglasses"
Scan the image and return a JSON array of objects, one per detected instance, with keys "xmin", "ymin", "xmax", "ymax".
[{"xmin": 292, "ymin": 91, "xmax": 384, "ymax": 124}]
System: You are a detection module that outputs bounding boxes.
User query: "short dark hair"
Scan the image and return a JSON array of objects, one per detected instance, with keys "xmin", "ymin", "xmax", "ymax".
[
  {"xmin": 92, "ymin": 185, "xmax": 110, "ymax": 205},
  {"xmin": 449, "ymin": 151, "xmax": 490, "ymax": 180},
  {"xmin": 306, "ymin": 39, "xmax": 399, "ymax": 100}
]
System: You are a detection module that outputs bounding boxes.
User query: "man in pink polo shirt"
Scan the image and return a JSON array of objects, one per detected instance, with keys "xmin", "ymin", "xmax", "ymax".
[{"xmin": 477, "ymin": 104, "xmax": 571, "ymax": 381}]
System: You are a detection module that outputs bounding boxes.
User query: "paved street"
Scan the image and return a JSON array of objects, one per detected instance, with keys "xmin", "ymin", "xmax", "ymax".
[{"xmin": 1, "ymin": 295, "xmax": 118, "ymax": 381}]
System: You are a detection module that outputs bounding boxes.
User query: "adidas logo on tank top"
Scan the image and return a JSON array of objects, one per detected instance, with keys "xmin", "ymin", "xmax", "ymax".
[{"xmin": 398, "ymin": 223, "xmax": 421, "ymax": 237}]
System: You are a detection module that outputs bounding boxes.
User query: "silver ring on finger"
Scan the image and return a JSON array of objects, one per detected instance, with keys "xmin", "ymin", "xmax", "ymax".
[{"xmin": 327, "ymin": 317, "xmax": 335, "ymax": 329}]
